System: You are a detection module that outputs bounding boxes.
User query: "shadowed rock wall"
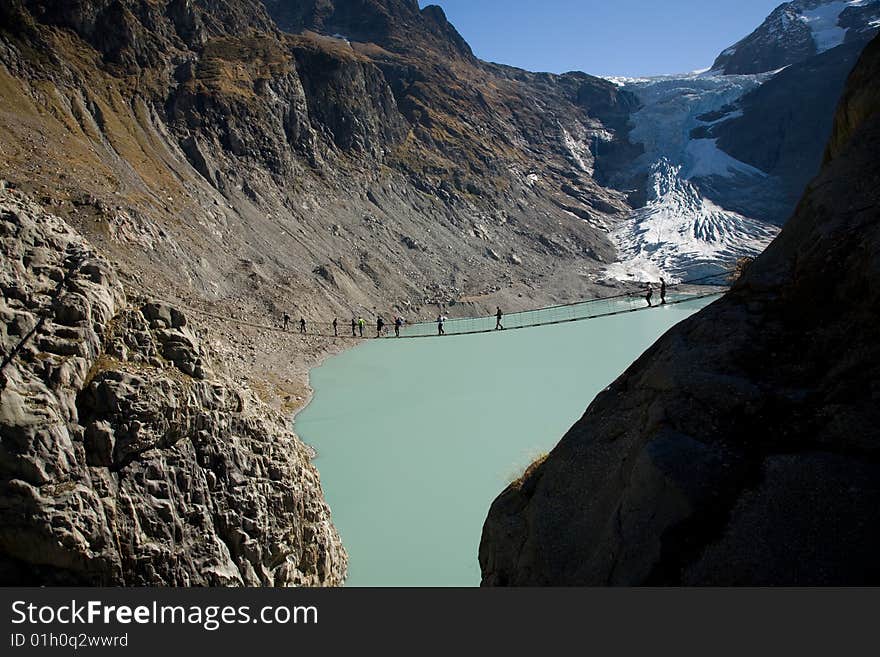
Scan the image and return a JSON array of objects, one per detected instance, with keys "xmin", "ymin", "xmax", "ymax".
[{"xmin": 480, "ymin": 36, "xmax": 880, "ymax": 586}]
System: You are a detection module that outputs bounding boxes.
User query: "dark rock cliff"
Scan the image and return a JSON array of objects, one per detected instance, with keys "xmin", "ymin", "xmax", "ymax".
[
  {"xmin": 480, "ymin": 35, "xmax": 880, "ymax": 586},
  {"xmin": 263, "ymin": 0, "xmax": 474, "ymax": 59},
  {"xmin": 712, "ymin": 2, "xmax": 817, "ymax": 76}
]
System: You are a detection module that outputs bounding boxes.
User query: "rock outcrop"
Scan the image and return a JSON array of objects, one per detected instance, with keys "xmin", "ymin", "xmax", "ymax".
[
  {"xmin": 0, "ymin": 190, "xmax": 346, "ymax": 585},
  {"xmin": 480, "ymin": 35, "xmax": 880, "ymax": 586}
]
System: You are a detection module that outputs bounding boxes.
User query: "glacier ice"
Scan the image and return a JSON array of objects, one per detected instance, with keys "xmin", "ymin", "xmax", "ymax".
[{"xmin": 605, "ymin": 71, "xmax": 780, "ymax": 282}]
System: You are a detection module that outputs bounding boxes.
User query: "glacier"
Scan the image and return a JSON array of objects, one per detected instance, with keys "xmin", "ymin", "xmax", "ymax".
[
  {"xmin": 607, "ymin": 160, "xmax": 779, "ymax": 282},
  {"xmin": 599, "ymin": 0, "xmax": 880, "ymax": 283},
  {"xmin": 603, "ymin": 72, "xmax": 780, "ymax": 282}
]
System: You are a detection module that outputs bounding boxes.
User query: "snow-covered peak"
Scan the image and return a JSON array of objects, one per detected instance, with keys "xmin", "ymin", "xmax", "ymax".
[
  {"xmin": 712, "ymin": 0, "xmax": 880, "ymax": 75},
  {"xmin": 799, "ymin": 0, "xmax": 869, "ymax": 52},
  {"xmin": 602, "ymin": 0, "xmax": 877, "ymax": 283}
]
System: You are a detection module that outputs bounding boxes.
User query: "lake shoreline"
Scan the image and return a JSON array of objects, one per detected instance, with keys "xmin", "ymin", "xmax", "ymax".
[{"xmin": 296, "ymin": 297, "xmax": 717, "ymax": 586}]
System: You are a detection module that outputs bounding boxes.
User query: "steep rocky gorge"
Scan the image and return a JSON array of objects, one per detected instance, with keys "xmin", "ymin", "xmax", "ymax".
[
  {"xmin": 480, "ymin": 35, "xmax": 880, "ymax": 586},
  {"xmin": 0, "ymin": 0, "xmax": 639, "ymax": 585}
]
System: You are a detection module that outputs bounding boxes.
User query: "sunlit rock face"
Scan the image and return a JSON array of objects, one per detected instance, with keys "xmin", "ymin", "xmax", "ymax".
[
  {"xmin": 0, "ymin": 190, "xmax": 348, "ymax": 585},
  {"xmin": 0, "ymin": 0, "xmax": 639, "ymax": 325}
]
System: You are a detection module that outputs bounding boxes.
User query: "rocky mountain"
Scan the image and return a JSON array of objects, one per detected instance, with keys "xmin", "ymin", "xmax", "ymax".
[
  {"xmin": 702, "ymin": 38, "xmax": 867, "ymax": 222},
  {"xmin": 712, "ymin": 0, "xmax": 880, "ymax": 75},
  {"xmin": 263, "ymin": 0, "xmax": 474, "ymax": 58},
  {"xmin": 0, "ymin": 0, "xmax": 637, "ymax": 325},
  {"xmin": 480, "ymin": 34, "xmax": 880, "ymax": 586},
  {"xmin": 602, "ymin": 0, "xmax": 880, "ymax": 280},
  {"xmin": 0, "ymin": 0, "xmax": 644, "ymax": 585}
]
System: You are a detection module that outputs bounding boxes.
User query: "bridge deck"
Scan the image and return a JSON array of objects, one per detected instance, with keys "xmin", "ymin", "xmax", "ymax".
[{"xmin": 394, "ymin": 271, "xmax": 731, "ymax": 338}]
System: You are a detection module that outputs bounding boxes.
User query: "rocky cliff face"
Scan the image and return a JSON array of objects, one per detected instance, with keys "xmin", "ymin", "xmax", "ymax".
[
  {"xmin": 263, "ymin": 0, "xmax": 474, "ymax": 59},
  {"xmin": 480, "ymin": 35, "xmax": 880, "ymax": 586},
  {"xmin": 0, "ymin": 0, "xmax": 636, "ymax": 325},
  {"xmin": 0, "ymin": 188, "xmax": 346, "ymax": 585}
]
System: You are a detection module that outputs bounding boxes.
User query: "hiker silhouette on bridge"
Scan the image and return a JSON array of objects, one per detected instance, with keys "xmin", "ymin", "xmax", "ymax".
[{"xmin": 183, "ymin": 270, "xmax": 725, "ymax": 343}]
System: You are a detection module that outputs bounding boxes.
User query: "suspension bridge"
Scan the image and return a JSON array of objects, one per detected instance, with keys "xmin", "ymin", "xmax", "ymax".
[
  {"xmin": 394, "ymin": 271, "xmax": 730, "ymax": 339},
  {"xmin": 1, "ymin": 268, "xmax": 731, "ymax": 396},
  {"xmin": 138, "ymin": 271, "xmax": 732, "ymax": 342}
]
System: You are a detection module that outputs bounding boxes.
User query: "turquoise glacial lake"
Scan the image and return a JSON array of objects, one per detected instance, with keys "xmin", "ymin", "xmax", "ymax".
[{"xmin": 295, "ymin": 296, "xmax": 717, "ymax": 586}]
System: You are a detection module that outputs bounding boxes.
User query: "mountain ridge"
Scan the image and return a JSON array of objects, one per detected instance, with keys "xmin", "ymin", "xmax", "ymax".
[
  {"xmin": 0, "ymin": 0, "xmax": 638, "ymax": 320},
  {"xmin": 712, "ymin": 0, "xmax": 880, "ymax": 74},
  {"xmin": 0, "ymin": 0, "xmax": 640, "ymax": 585}
]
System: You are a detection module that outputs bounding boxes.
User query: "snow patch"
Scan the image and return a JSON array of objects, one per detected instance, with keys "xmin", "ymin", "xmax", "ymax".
[
  {"xmin": 559, "ymin": 124, "xmax": 593, "ymax": 174},
  {"xmin": 800, "ymin": 1, "xmax": 868, "ymax": 53},
  {"xmin": 601, "ymin": 256, "xmax": 669, "ymax": 284},
  {"xmin": 603, "ymin": 75, "xmax": 653, "ymax": 86},
  {"xmin": 685, "ymin": 139, "xmax": 767, "ymax": 179}
]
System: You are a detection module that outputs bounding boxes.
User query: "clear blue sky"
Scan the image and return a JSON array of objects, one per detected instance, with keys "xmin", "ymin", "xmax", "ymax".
[{"xmin": 419, "ymin": 0, "xmax": 783, "ymax": 77}]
